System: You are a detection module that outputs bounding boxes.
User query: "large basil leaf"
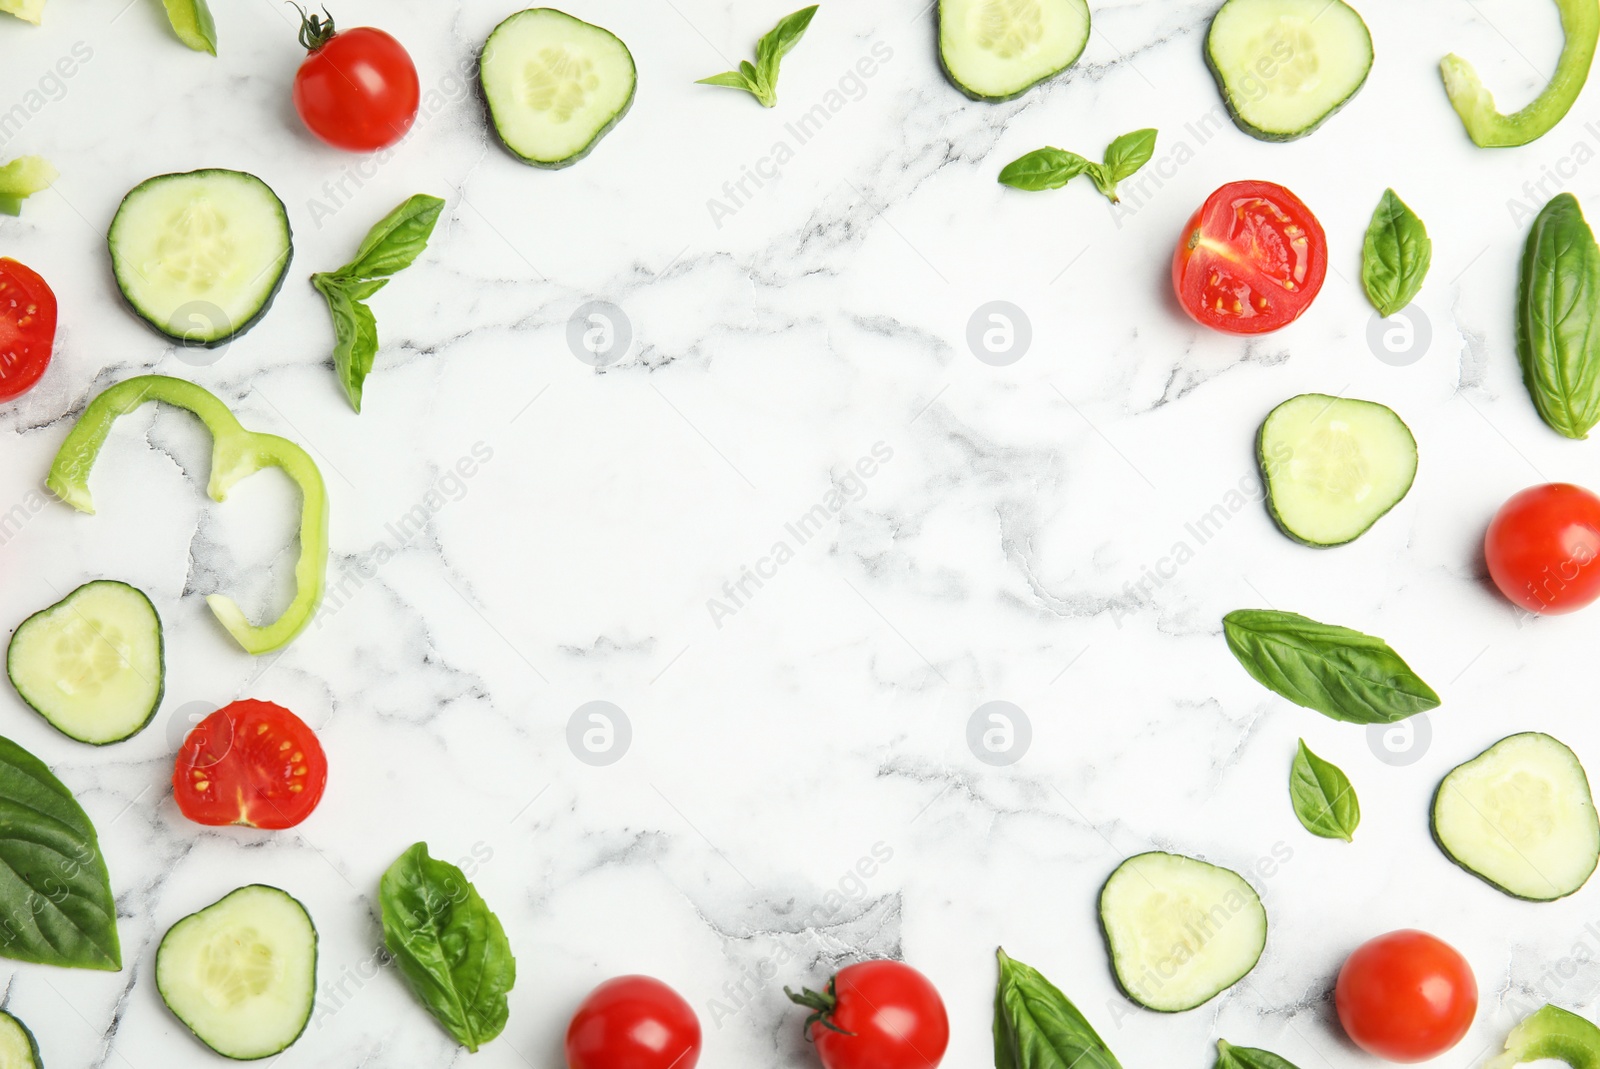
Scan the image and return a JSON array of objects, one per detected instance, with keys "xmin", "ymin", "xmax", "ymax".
[
  {"xmin": 1289, "ymin": 740, "xmax": 1360, "ymax": 842},
  {"xmin": 1223, "ymin": 610, "xmax": 1440, "ymax": 725},
  {"xmin": 994, "ymin": 948, "xmax": 1122, "ymax": 1069},
  {"xmin": 380, "ymin": 842, "xmax": 515, "ymax": 1051},
  {"xmin": 0, "ymin": 735, "xmax": 120, "ymax": 970},
  {"xmin": 1362, "ymin": 189, "xmax": 1432, "ymax": 317},
  {"xmin": 1216, "ymin": 1039, "xmax": 1305, "ymax": 1069},
  {"xmin": 1519, "ymin": 193, "xmax": 1600, "ymax": 439}
]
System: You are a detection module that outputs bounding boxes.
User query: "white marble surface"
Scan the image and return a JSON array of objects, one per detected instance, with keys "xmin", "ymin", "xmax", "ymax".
[{"xmin": 4, "ymin": 0, "xmax": 1600, "ymax": 1065}]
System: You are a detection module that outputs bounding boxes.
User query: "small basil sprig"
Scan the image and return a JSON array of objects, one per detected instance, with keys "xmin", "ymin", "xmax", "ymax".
[
  {"xmin": 1216, "ymin": 1039, "xmax": 1305, "ymax": 1069},
  {"xmin": 999, "ymin": 129, "xmax": 1157, "ymax": 203},
  {"xmin": 311, "ymin": 193, "xmax": 445, "ymax": 413},
  {"xmin": 1290, "ymin": 740, "xmax": 1360, "ymax": 841},
  {"xmin": 1362, "ymin": 189, "xmax": 1432, "ymax": 317},
  {"xmin": 994, "ymin": 948, "xmax": 1123, "ymax": 1069},
  {"xmin": 1223, "ymin": 610, "xmax": 1440, "ymax": 725},
  {"xmin": 379, "ymin": 842, "xmax": 515, "ymax": 1052},
  {"xmin": 697, "ymin": 6, "xmax": 818, "ymax": 108},
  {"xmin": 1518, "ymin": 192, "xmax": 1600, "ymax": 439}
]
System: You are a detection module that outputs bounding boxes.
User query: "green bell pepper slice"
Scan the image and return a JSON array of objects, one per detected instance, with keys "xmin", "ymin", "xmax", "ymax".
[
  {"xmin": 1488, "ymin": 1005, "xmax": 1600, "ymax": 1069},
  {"xmin": 0, "ymin": 155, "xmax": 57, "ymax": 217},
  {"xmin": 161, "ymin": 0, "xmax": 218, "ymax": 55},
  {"xmin": 46, "ymin": 376, "xmax": 328, "ymax": 655},
  {"xmin": 1441, "ymin": 0, "xmax": 1599, "ymax": 148}
]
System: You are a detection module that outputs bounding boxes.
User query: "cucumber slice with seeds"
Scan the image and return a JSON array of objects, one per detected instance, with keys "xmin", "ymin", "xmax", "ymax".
[
  {"xmin": 480, "ymin": 9, "xmax": 636, "ymax": 168},
  {"xmin": 938, "ymin": 0, "xmax": 1091, "ymax": 102},
  {"xmin": 1258, "ymin": 393, "xmax": 1417, "ymax": 547},
  {"xmin": 1099, "ymin": 852, "xmax": 1267, "ymax": 1013},
  {"xmin": 108, "ymin": 169, "xmax": 291, "ymax": 348},
  {"xmin": 0, "ymin": 1012, "xmax": 42, "ymax": 1068},
  {"xmin": 1206, "ymin": 0, "xmax": 1373, "ymax": 141},
  {"xmin": 1433, "ymin": 733, "xmax": 1600, "ymax": 902},
  {"xmin": 157, "ymin": 885, "xmax": 317, "ymax": 1061},
  {"xmin": 7, "ymin": 580, "xmax": 164, "ymax": 745}
]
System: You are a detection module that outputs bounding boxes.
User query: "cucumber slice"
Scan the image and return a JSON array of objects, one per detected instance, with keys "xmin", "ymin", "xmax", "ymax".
[
  {"xmin": 938, "ymin": 0, "xmax": 1091, "ymax": 102},
  {"xmin": 108, "ymin": 169, "xmax": 291, "ymax": 348},
  {"xmin": 1099, "ymin": 852, "xmax": 1267, "ymax": 1013},
  {"xmin": 7, "ymin": 581, "xmax": 164, "ymax": 746},
  {"xmin": 157, "ymin": 885, "xmax": 317, "ymax": 1061},
  {"xmin": 1205, "ymin": 0, "xmax": 1373, "ymax": 141},
  {"xmin": 1433, "ymin": 733, "xmax": 1600, "ymax": 902},
  {"xmin": 479, "ymin": 9, "xmax": 636, "ymax": 168},
  {"xmin": 0, "ymin": 1012, "xmax": 41, "ymax": 1068},
  {"xmin": 1257, "ymin": 393, "xmax": 1417, "ymax": 547}
]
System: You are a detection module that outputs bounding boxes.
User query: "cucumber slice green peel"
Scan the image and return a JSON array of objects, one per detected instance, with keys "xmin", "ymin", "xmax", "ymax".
[
  {"xmin": 8, "ymin": 581, "xmax": 164, "ymax": 745},
  {"xmin": 46, "ymin": 376, "xmax": 328, "ymax": 655},
  {"xmin": 162, "ymin": 0, "xmax": 218, "ymax": 54},
  {"xmin": 1432, "ymin": 733, "xmax": 1599, "ymax": 902},
  {"xmin": 1441, "ymin": 0, "xmax": 1599, "ymax": 148},
  {"xmin": 1488, "ymin": 1004, "xmax": 1600, "ymax": 1069},
  {"xmin": 1098, "ymin": 852, "xmax": 1267, "ymax": 1013},
  {"xmin": 0, "ymin": 1011, "xmax": 42, "ymax": 1067}
]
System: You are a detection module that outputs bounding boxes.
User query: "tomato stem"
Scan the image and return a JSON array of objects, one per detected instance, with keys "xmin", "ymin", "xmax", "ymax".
[
  {"xmin": 784, "ymin": 979, "xmax": 857, "ymax": 1038},
  {"xmin": 290, "ymin": 2, "xmax": 337, "ymax": 51}
]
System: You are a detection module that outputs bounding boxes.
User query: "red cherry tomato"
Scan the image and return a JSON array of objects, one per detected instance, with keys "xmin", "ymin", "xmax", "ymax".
[
  {"xmin": 787, "ymin": 960, "xmax": 949, "ymax": 1069},
  {"xmin": 291, "ymin": 8, "xmax": 419, "ymax": 152},
  {"xmin": 1485, "ymin": 483, "xmax": 1600, "ymax": 615},
  {"xmin": 1172, "ymin": 180, "xmax": 1327, "ymax": 334},
  {"xmin": 1335, "ymin": 930, "xmax": 1477, "ymax": 1062},
  {"xmin": 566, "ymin": 975, "xmax": 701, "ymax": 1069},
  {"xmin": 173, "ymin": 700, "xmax": 328, "ymax": 829},
  {"xmin": 0, "ymin": 258, "xmax": 56, "ymax": 403}
]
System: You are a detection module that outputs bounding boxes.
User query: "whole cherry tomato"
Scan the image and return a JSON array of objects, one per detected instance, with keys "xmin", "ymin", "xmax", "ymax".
[
  {"xmin": 787, "ymin": 960, "xmax": 949, "ymax": 1069},
  {"xmin": 173, "ymin": 700, "xmax": 328, "ymax": 829},
  {"xmin": 1335, "ymin": 930, "xmax": 1477, "ymax": 1062},
  {"xmin": 566, "ymin": 975, "xmax": 701, "ymax": 1069},
  {"xmin": 291, "ymin": 6, "xmax": 419, "ymax": 152},
  {"xmin": 1485, "ymin": 483, "xmax": 1600, "ymax": 614}
]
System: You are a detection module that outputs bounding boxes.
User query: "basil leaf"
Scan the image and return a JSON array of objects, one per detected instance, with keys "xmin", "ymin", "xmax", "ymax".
[
  {"xmin": 1222, "ymin": 609, "xmax": 1440, "ymax": 725},
  {"xmin": 696, "ymin": 70, "xmax": 757, "ymax": 92},
  {"xmin": 702, "ymin": 5, "xmax": 818, "ymax": 108},
  {"xmin": 380, "ymin": 842, "xmax": 515, "ymax": 1052},
  {"xmin": 1362, "ymin": 189, "xmax": 1432, "ymax": 318},
  {"xmin": 1100, "ymin": 128, "xmax": 1157, "ymax": 185},
  {"xmin": 338, "ymin": 193, "xmax": 446, "ymax": 279},
  {"xmin": 1289, "ymin": 740, "xmax": 1360, "ymax": 841},
  {"xmin": 998, "ymin": 148, "xmax": 1091, "ymax": 191},
  {"xmin": 0, "ymin": 734, "xmax": 121, "ymax": 971},
  {"xmin": 1518, "ymin": 192, "xmax": 1600, "ymax": 439},
  {"xmin": 994, "ymin": 948, "xmax": 1123, "ymax": 1069},
  {"xmin": 1216, "ymin": 1039, "xmax": 1305, "ymax": 1069}
]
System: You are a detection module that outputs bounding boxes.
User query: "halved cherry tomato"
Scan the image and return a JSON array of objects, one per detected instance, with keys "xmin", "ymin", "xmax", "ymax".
[
  {"xmin": 1485, "ymin": 483, "xmax": 1600, "ymax": 614},
  {"xmin": 1172, "ymin": 180, "xmax": 1327, "ymax": 334},
  {"xmin": 0, "ymin": 257, "xmax": 56, "ymax": 403},
  {"xmin": 1335, "ymin": 930, "xmax": 1477, "ymax": 1062},
  {"xmin": 173, "ymin": 700, "xmax": 328, "ymax": 829},
  {"xmin": 787, "ymin": 960, "xmax": 949, "ymax": 1069},
  {"xmin": 291, "ymin": 7, "xmax": 419, "ymax": 152},
  {"xmin": 566, "ymin": 975, "xmax": 701, "ymax": 1069}
]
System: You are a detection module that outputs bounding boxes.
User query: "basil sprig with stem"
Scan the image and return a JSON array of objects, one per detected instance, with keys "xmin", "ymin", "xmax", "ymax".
[
  {"xmin": 993, "ymin": 948, "xmax": 1123, "ymax": 1069},
  {"xmin": 999, "ymin": 129, "xmax": 1157, "ymax": 203},
  {"xmin": 1362, "ymin": 189, "xmax": 1432, "ymax": 317},
  {"xmin": 1518, "ymin": 192, "xmax": 1600, "ymax": 439},
  {"xmin": 311, "ymin": 193, "xmax": 445, "ymax": 413},
  {"xmin": 1290, "ymin": 740, "xmax": 1361, "ymax": 841},
  {"xmin": 697, "ymin": 6, "xmax": 819, "ymax": 108},
  {"xmin": 1222, "ymin": 610, "xmax": 1440, "ymax": 725},
  {"xmin": 1215, "ymin": 1039, "xmax": 1305, "ymax": 1069}
]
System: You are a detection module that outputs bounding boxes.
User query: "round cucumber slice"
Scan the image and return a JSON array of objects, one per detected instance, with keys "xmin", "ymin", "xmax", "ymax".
[
  {"xmin": 157, "ymin": 885, "xmax": 317, "ymax": 1061},
  {"xmin": 1433, "ymin": 733, "xmax": 1600, "ymax": 902},
  {"xmin": 108, "ymin": 169, "xmax": 292, "ymax": 348},
  {"xmin": 1206, "ymin": 0, "xmax": 1373, "ymax": 141},
  {"xmin": 1099, "ymin": 851, "xmax": 1267, "ymax": 1013},
  {"xmin": 7, "ymin": 580, "xmax": 164, "ymax": 745},
  {"xmin": 938, "ymin": 0, "xmax": 1091, "ymax": 102},
  {"xmin": 0, "ymin": 1011, "xmax": 42, "ymax": 1068},
  {"xmin": 1258, "ymin": 393, "xmax": 1417, "ymax": 547},
  {"xmin": 479, "ymin": 8, "xmax": 636, "ymax": 168}
]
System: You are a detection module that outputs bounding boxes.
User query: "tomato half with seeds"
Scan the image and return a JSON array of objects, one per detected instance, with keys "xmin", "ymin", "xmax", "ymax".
[
  {"xmin": 0, "ymin": 257, "xmax": 57, "ymax": 403},
  {"xmin": 173, "ymin": 700, "xmax": 327, "ymax": 829},
  {"xmin": 1173, "ymin": 180, "xmax": 1327, "ymax": 334}
]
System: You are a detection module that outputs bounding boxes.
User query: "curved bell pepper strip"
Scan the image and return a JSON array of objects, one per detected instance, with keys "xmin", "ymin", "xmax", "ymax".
[
  {"xmin": 45, "ymin": 375, "xmax": 328, "ymax": 654},
  {"xmin": 1440, "ymin": 0, "xmax": 1599, "ymax": 148},
  {"xmin": 1487, "ymin": 1005, "xmax": 1600, "ymax": 1069}
]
